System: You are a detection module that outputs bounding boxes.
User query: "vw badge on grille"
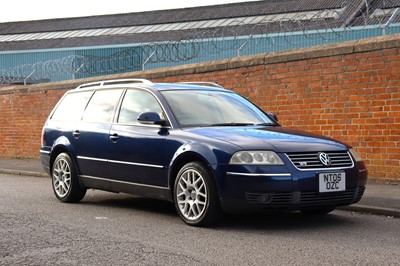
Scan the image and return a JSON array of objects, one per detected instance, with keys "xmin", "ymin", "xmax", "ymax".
[{"xmin": 318, "ymin": 152, "xmax": 331, "ymax": 166}]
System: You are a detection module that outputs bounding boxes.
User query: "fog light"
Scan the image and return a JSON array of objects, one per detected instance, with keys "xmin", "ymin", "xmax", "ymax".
[{"xmin": 258, "ymin": 194, "xmax": 272, "ymax": 204}]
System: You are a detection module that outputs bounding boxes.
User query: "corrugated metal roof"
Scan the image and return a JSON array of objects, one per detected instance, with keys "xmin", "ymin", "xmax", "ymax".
[
  {"xmin": 0, "ymin": 8, "xmax": 345, "ymax": 45},
  {"xmin": 0, "ymin": 0, "xmax": 398, "ymax": 52},
  {"xmin": 0, "ymin": 0, "xmax": 347, "ymax": 34}
]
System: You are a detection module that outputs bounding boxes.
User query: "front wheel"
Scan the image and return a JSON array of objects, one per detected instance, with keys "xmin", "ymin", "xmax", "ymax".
[
  {"xmin": 52, "ymin": 153, "xmax": 86, "ymax": 203},
  {"xmin": 174, "ymin": 162, "xmax": 222, "ymax": 226}
]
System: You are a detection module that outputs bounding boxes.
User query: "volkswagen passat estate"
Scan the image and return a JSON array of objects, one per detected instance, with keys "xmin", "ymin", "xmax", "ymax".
[{"xmin": 40, "ymin": 79, "xmax": 368, "ymax": 226}]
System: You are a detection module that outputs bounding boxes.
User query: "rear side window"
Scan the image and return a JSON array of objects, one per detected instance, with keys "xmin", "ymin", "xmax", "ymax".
[
  {"xmin": 51, "ymin": 91, "xmax": 92, "ymax": 121},
  {"xmin": 82, "ymin": 89, "xmax": 124, "ymax": 123}
]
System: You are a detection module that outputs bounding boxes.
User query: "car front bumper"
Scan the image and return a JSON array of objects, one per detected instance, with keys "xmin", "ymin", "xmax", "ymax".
[{"xmin": 217, "ymin": 162, "xmax": 368, "ymax": 213}]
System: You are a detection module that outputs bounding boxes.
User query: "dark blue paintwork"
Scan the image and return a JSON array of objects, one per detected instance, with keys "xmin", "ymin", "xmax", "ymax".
[{"xmin": 40, "ymin": 81, "xmax": 368, "ymax": 213}]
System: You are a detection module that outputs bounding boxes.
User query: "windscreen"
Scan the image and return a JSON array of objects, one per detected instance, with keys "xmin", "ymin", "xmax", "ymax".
[{"xmin": 161, "ymin": 90, "xmax": 275, "ymax": 128}]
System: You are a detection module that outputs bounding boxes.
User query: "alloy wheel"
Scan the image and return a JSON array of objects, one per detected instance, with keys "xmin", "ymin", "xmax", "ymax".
[
  {"xmin": 52, "ymin": 157, "xmax": 72, "ymax": 198},
  {"xmin": 176, "ymin": 168, "xmax": 208, "ymax": 221}
]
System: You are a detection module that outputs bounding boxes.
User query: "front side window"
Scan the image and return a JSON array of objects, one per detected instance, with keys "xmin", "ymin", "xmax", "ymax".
[
  {"xmin": 118, "ymin": 89, "xmax": 163, "ymax": 124},
  {"xmin": 82, "ymin": 89, "xmax": 123, "ymax": 123}
]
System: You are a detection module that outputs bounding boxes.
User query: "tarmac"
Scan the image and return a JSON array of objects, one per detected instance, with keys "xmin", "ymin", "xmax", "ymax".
[{"xmin": 0, "ymin": 158, "xmax": 398, "ymax": 218}]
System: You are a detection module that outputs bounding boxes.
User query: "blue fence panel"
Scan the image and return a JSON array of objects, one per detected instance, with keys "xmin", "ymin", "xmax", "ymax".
[{"xmin": 1, "ymin": 24, "xmax": 400, "ymax": 83}]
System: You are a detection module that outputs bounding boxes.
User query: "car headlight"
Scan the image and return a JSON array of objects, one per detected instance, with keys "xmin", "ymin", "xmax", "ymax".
[
  {"xmin": 349, "ymin": 148, "xmax": 363, "ymax": 162},
  {"xmin": 229, "ymin": 151, "xmax": 284, "ymax": 165}
]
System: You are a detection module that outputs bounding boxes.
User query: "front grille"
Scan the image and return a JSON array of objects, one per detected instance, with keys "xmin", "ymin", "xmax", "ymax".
[
  {"xmin": 245, "ymin": 186, "xmax": 365, "ymax": 208},
  {"xmin": 285, "ymin": 151, "xmax": 353, "ymax": 170}
]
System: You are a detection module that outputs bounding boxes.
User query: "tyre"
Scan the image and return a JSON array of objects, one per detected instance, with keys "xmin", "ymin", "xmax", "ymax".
[
  {"xmin": 174, "ymin": 162, "xmax": 222, "ymax": 226},
  {"xmin": 52, "ymin": 153, "xmax": 86, "ymax": 203}
]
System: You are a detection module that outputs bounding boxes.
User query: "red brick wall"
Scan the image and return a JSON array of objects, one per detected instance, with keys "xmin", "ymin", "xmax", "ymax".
[
  {"xmin": 0, "ymin": 34, "xmax": 399, "ymax": 182},
  {"xmin": 0, "ymin": 88, "xmax": 65, "ymax": 158}
]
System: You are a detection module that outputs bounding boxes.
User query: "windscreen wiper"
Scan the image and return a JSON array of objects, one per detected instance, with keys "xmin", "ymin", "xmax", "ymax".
[
  {"xmin": 256, "ymin": 122, "xmax": 275, "ymax": 126},
  {"xmin": 211, "ymin": 122, "xmax": 255, "ymax": 126}
]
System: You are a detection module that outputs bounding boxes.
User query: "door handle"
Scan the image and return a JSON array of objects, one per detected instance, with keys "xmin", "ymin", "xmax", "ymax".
[
  {"xmin": 109, "ymin": 133, "xmax": 119, "ymax": 142},
  {"xmin": 72, "ymin": 130, "xmax": 80, "ymax": 138}
]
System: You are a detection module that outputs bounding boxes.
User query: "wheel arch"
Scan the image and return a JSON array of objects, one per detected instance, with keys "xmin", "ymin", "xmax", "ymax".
[
  {"xmin": 167, "ymin": 151, "xmax": 220, "ymax": 202},
  {"xmin": 49, "ymin": 137, "xmax": 80, "ymax": 177},
  {"xmin": 50, "ymin": 145, "xmax": 86, "ymax": 190}
]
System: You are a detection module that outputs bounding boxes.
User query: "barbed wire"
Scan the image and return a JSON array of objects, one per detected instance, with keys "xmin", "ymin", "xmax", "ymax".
[{"xmin": 1, "ymin": 0, "xmax": 399, "ymax": 84}]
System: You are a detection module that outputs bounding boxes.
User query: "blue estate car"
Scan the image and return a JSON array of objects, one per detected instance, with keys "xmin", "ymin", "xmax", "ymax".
[{"xmin": 40, "ymin": 79, "xmax": 368, "ymax": 226}]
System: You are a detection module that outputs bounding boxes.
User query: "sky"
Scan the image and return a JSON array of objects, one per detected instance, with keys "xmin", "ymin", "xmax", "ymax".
[{"xmin": 0, "ymin": 0, "xmax": 260, "ymax": 23}]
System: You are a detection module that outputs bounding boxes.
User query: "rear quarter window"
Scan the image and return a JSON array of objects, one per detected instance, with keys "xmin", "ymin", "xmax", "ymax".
[{"xmin": 51, "ymin": 91, "xmax": 92, "ymax": 121}]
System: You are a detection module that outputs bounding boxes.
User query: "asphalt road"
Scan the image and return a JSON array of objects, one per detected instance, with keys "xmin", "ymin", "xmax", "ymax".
[{"xmin": 1, "ymin": 174, "xmax": 399, "ymax": 266}]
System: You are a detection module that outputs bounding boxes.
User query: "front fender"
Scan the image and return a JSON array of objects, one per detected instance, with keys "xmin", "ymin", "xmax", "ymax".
[
  {"xmin": 167, "ymin": 142, "xmax": 232, "ymax": 200},
  {"xmin": 170, "ymin": 142, "xmax": 219, "ymax": 166}
]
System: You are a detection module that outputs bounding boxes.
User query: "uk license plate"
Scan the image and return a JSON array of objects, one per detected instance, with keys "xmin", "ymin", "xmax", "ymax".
[{"xmin": 319, "ymin": 172, "xmax": 346, "ymax": 193}]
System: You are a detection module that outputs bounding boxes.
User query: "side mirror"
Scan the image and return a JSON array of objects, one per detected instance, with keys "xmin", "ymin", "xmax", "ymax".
[
  {"xmin": 137, "ymin": 112, "xmax": 166, "ymax": 126},
  {"xmin": 267, "ymin": 112, "xmax": 278, "ymax": 122}
]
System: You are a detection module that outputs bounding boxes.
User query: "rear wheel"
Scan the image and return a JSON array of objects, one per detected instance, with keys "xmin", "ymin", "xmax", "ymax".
[
  {"xmin": 174, "ymin": 162, "xmax": 222, "ymax": 226},
  {"xmin": 52, "ymin": 153, "xmax": 86, "ymax": 203}
]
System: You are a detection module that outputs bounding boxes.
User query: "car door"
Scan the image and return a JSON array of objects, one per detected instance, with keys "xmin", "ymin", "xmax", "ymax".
[
  {"xmin": 73, "ymin": 88, "xmax": 124, "ymax": 178},
  {"xmin": 108, "ymin": 88, "xmax": 169, "ymax": 187}
]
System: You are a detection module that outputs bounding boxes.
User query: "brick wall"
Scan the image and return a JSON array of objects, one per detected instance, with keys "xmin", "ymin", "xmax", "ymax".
[{"xmin": 1, "ymin": 34, "xmax": 399, "ymax": 182}]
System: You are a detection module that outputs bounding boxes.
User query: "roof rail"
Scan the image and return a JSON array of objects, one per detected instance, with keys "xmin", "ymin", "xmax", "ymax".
[
  {"xmin": 76, "ymin": 78, "xmax": 153, "ymax": 89},
  {"xmin": 177, "ymin": 82, "xmax": 224, "ymax": 88}
]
